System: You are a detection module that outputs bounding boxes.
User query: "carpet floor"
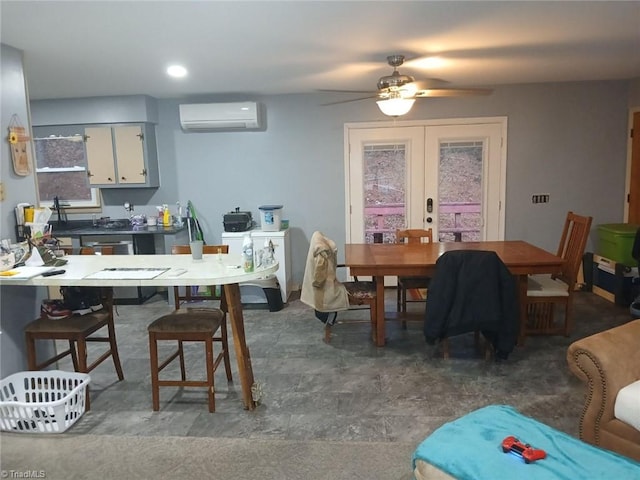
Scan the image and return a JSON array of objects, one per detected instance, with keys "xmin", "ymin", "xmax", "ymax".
[
  {"xmin": 0, "ymin": 287, "xmax": 633, "ymax": 479},
  {"xmin": 1, "ymin": 433, "xmax": 415, "ymax": 480}
]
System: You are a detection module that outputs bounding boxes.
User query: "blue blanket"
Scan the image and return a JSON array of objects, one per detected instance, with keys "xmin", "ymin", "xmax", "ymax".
[{"xmin": 412, "ymin": 405, "xmax": 640, "ymax": 480}]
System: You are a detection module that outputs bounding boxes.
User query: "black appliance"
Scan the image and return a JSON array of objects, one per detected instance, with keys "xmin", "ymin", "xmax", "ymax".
[{"xmin": 223, "ymin": 208, "xmax": 253, "ymax": 232}]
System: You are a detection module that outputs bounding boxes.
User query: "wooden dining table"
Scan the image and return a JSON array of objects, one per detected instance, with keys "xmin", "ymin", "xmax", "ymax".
[{"xmin": 344, "ymin": 241, "xmax": 564, "ymax": 347}]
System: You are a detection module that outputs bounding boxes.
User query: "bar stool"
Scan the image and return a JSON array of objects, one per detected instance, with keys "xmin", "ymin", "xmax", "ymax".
[
  {"xmin": 24, "ymin": 247, "xmax": 124, "ymax": 410},
  {"xmin": 147, "ymin": 244, "xmax": 232, "ymax": 412}
]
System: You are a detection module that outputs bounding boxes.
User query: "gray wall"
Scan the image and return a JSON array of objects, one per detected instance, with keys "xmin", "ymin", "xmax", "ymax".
[
  {"xmin": 0, "ymin": 44, "xmax": 48, "ymax": 377},
  {"xmin": 28, "ymin": 79, "xmax": 640, "ymax": 290}
]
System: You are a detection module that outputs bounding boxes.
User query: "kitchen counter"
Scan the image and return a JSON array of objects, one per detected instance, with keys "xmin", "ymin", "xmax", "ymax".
[
  {"xmin": 50, "ymin": 219, "xmax": 187, "ymax": 236},
  {"xmin": 48, "ymin": 219, "xmax": 189, "ymax": 304}
]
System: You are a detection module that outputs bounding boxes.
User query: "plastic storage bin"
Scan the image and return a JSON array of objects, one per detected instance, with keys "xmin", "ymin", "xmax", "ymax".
[
  {"xmin": 596, "ymin": 223, "xmax": 640, "ymax": 267},
  {"xmin": 258, "ymin": 205, "xmax": 283, "ymax": 232},
  {"xmin": 0, "ymin": 370, "xmax": 90, "ymax": 433},
  {"xmin": 590, "ymin": 254, "xmax": 636, "ymax": 306}
]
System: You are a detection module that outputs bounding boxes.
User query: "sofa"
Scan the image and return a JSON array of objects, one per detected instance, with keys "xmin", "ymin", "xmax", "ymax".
[{"xmin": 567, "ymin": 319, "xmax": 640, "ymax": 461}]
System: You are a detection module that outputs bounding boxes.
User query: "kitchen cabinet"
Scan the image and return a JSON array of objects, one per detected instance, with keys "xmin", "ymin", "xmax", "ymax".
[
  {"xmin": 85, "ymin": 124, "xmax": 159, "ymax": 188},
  {"xmin": 222, "ymin": 228, "xmax": 292, "ymax": 303}
]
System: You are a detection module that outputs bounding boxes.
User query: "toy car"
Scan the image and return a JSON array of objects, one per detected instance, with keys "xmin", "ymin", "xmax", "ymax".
[{"xmin": 501, "ymin": 436, "xmax": 547, "ymax": 463}]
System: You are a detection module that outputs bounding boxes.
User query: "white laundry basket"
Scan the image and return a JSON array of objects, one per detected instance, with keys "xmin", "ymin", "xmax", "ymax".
[{"xmin": 0, "ymin": 370, "xmax": 90, "ymax": 433}]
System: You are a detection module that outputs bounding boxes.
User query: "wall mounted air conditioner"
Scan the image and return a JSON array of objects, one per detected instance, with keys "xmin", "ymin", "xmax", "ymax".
[{"xmin": 179, "ymin": 102, "xmax": 263, "ymax": 131}]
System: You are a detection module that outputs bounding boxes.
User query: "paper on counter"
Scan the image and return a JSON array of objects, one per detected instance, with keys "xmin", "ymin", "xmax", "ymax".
[
  {"xmin": 85, "ymin": 268, "xmax": 169, "ymax": 280},
  {"xmin": 25, "ymin": 246, "xmax": 45, "ymax": 266},
  {"xmin": 33, "ymin": 207, "xmax": 52, "ymax": 224}
]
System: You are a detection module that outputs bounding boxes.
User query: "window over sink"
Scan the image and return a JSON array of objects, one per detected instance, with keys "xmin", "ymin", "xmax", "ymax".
[{"xmin": 33, "ymin": 135, "xmax": 101, "ymax": 209}]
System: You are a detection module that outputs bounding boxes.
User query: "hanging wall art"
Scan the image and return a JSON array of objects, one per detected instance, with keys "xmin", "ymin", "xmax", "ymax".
[{"xmin": 7, "ymin": 114, "xmax": 32, "ymax": 176}]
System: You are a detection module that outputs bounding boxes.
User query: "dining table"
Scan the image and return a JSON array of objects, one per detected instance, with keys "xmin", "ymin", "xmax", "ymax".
[
  {"xmin": 344, "ymin": 241, "xmax": 564, "ymax": 347},
  {"xmin": 0, "ymin": 253, "xmax": 279, "ymax": 411}
]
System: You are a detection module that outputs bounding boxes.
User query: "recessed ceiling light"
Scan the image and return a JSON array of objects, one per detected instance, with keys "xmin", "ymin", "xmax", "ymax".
[{"xmin": 167, "ymin": 65, "xmax": 188, "ymax": 78}]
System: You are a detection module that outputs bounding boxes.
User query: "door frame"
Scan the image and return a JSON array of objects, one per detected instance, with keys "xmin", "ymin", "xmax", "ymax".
[
  {"xmin": 624, "ymin": 107, "xmax": 640, "ymax": 222},
  {"xmin": 344, "ymin": 116, "xmax": 508, "ymax": 243}
]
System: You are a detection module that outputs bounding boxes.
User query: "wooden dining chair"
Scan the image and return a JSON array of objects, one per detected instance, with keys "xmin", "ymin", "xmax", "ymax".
[
  {"xmin": 523, "ymin": 211, "xmax": 593, "ymax": 343},
  {"xmin": 147, "ymin": 244, "xmax": 232, "ymax": 413},
  {"xmin": 396, "ymin": 229, "xmax": 434, "ymax": 327},
  {"xmin": 300, "ymin": 231, "xmax": 378, "ymax": 344},
  {"xmin": 325, "ymin": 268, "xmax": 378, "ymax": 344},
  {"xmin": 24, "ymin": 246, "xmax": 123, "ymax": 410}
]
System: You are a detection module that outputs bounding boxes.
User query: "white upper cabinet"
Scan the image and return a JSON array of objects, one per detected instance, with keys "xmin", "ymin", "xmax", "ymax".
[{"xmin": 85, "ymin": 124, "xmax": 159, "ymax": 188}]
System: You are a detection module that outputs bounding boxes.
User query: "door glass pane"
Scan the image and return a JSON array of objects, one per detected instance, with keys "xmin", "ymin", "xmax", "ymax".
[
  {"xmin": 438, "ymin": 140, "xmax": 483, "ymax": 242},
  {"xmin": 363, "ymin": 143, "xmax": 406, "ymax": 243}
]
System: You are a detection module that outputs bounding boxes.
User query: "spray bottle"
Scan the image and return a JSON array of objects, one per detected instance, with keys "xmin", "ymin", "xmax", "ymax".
[{"xmin": 242, "ymin": 234, "xmax": 254, "ymax": 273}]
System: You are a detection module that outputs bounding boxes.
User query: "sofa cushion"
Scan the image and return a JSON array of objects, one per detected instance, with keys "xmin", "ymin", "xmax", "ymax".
[{"xmin": 615, "ymin": 380, "xmax": 640, "ymax": 432}]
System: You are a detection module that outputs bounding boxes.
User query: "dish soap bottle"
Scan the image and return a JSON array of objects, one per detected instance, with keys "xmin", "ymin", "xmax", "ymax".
[
  {"xmin": 162, "ymin": 204, "xmax": 171, "ymax": 226},
  {"xmin": 242, "ymin": 234, "xmax": 254, "ymax": 273}
]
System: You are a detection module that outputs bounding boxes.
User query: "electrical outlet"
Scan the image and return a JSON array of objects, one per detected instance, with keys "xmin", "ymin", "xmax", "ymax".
[{"xmin": 532, "ymin": 194, "xmax": 550, "ymax": 204}]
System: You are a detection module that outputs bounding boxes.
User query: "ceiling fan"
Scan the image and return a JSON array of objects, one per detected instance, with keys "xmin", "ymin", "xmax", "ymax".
[{"xmin": 321, "ymin": 54, "xmax": 492, "ymax": 116}]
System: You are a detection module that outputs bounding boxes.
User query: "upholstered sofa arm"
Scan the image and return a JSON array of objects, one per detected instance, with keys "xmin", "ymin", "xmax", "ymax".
[{"xmin": 567, "ymin": 320, "xmax": 640, "ymax": 446}]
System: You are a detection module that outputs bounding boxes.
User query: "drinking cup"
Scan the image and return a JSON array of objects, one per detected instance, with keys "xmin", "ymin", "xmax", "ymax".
[{"xmin": 190, "ymin": 240, "xmax": 203, "ymax": 260}]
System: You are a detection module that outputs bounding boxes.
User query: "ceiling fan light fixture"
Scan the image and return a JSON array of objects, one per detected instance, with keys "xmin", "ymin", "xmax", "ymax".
[{"xmin": 376, "ymin": 97, "xmax": 415, "ymax": 117}]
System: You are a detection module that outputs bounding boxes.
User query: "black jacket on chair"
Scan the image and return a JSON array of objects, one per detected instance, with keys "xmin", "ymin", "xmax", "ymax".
[{"xmin": 424, "ymin": 250, "xmax": 519, "ymax": 359}]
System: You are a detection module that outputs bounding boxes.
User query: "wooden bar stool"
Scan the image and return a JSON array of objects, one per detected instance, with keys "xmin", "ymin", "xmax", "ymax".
[
  {"xmin": 148, "ymin": 245, "xmax": 232, "ymax": 413},
  {"xmin": 24, "ymin": 247, "xmax": 124, "ymax": 410}
]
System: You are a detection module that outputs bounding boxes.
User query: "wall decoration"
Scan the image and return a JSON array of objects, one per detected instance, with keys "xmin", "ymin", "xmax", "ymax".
[{"xmin": 7, "ymin": 114, "xmax": 31, "ymax": 176}]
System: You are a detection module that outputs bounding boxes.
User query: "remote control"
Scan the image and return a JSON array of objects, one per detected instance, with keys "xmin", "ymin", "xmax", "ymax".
[{"xmin": 42, "ymin": 269, "xmax": 66, "ymax": 277}]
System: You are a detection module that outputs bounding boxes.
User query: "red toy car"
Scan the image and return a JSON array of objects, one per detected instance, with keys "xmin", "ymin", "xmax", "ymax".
[{"xmin": 501, "ymin": 436, "xmax": 547, "ymax": 463}]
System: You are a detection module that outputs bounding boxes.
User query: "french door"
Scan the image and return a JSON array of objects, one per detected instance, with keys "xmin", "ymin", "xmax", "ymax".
[{"xmin": 346, "ymin": 119, "xmax": 507, "ymax": 245}]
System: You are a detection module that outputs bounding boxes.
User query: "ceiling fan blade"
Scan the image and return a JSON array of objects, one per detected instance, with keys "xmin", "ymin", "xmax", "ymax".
[
  {"xmin": 321, "ymin": 95, "xmax": 379, "ymax": 106},
  {"xmin": 318, "ymin": 88, "xmax": 377, "ymax": 94},
  {"xmin": 415, "ymin": 88, "xmax": 493, "ymax": 98}
]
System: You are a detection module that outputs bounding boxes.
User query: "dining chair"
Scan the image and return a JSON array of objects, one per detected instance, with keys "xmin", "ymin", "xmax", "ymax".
[
  {"xmin": 300, "ymin": 231, "xmax": 377, "ymax": 344},
  {"xmin": 524, "ymin": 211, "xmax": 593, "ymax": 342},
  {"xmin": 24, "ymin": 246, "xmax": 123, "ymax": 410},
  {"xmin": 396, "ymin": 229, "xmax": 433, "ymax": 326},
  {"xmin": 424, "ymin": 250, "xmax": 518, "ymax": 360},
  {"xmin": 147, "ymin": 244, "xmax": 232, "ymax": 413}
]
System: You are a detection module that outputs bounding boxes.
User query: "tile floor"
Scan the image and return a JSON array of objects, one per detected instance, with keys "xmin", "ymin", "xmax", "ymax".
[{"xmin": 58, "ymin": 288, "xmax": 631, "ymax": 444}]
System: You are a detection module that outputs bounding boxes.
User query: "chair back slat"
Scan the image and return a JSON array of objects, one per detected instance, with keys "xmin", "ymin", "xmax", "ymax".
[
  {"xmin": 171, "ymin": 244, "xmax": 229, "ymax": 308},
  {"xmin": 396, "ymin": 228, "xmax": 433, "ymax": 244},
  {"xmin": 555, "ymin": 211, "xmax": 592, "ymax": 287}
]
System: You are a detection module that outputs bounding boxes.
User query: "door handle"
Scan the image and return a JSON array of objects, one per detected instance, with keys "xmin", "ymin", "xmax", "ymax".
[{"xmin": 426, "ymin": 198, "xmax": 433, "ymax": 213}]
